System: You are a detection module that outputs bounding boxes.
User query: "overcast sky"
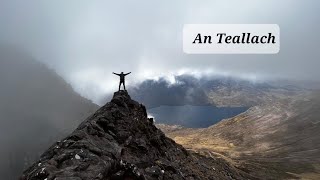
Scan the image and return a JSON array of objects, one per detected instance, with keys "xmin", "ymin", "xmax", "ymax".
[{"xmin": 0, "ymin": 0, "xmax": 319, "ymax": 102}]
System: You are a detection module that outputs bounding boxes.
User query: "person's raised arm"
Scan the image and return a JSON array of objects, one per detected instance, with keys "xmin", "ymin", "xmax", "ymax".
[
  {"xmin": 125, "ymin": 72, "xmax": 131, "ymax": 76},
  {"xmin": 113, "ymin": 72, "xmax": 120, "ymax": 75}
]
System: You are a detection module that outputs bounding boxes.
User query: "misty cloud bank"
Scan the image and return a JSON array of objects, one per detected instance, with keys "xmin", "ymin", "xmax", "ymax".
[
  {"xmin": 0, "ymin": 0, "xmax": 319, "ymax": 102},
  {"xmin": 0, "ymin": 47, "xmax": 98, "ymax": 179}
]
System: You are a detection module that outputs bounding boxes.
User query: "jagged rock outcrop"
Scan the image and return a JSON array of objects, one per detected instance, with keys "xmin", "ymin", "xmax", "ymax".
[{"xmin": 21, "ymin": 91, "xmax": 250, "ymax": 180}]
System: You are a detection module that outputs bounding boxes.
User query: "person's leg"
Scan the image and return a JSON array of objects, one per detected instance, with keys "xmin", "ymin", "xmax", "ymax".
[
  {"xmin": 123, "ymin": 81, "xmax": 126, "ymax": 90},
  {"xmin": 118, "ymin": 82, "xmax": 121, "ymax": 91}
]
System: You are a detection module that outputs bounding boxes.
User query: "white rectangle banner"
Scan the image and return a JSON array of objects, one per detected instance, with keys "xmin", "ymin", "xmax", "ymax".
[{"xmin": 183, "ymin": 24, "xmax": 280, "ymax": 54}]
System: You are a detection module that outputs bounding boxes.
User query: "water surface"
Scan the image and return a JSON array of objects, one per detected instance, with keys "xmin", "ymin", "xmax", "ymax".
[{"xmin": 148, "ymin": 105, "xmax": 248, "ymax": 128}]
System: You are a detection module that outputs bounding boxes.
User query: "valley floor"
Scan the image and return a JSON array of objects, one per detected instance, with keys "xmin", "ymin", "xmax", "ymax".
[{"xmin": 157, "ymin": 91, "xmax": 320, "ymax": 179}]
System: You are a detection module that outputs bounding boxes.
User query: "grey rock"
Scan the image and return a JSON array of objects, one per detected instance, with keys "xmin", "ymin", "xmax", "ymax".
[{"xmin": 21, "ymin": 90, "xmax": 250, "ymax": 180}]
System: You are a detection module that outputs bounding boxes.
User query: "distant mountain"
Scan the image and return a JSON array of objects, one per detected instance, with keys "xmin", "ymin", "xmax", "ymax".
[
  {"xmin": 159, "ymin": 91, "xmax": 320, "ymax": 179},
  {"xmin": 204, "ymin": 77, "xmax": 303, "ymax": 107},
  {"xmin": 129, "ymin": 75, "xmax": 304, "ymax": 108},
  {"xmin": 0, "ymin": 45, "xmax": 99, "ymax": 179},
  {"xmin": 22, "ymin": 91, "xmax": 252, "ymax": 180}
]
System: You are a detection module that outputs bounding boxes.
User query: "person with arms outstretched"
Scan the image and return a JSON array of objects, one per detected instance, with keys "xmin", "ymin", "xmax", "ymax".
[{"xmin": 113, "ymin": 72, "xmax": 131, "ymax": 91}]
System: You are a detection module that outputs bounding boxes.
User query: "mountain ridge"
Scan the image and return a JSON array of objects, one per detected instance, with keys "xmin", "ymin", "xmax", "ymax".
[{"xmin": 21, "ymin": 90, "xmax": 251, "ymax": 180}]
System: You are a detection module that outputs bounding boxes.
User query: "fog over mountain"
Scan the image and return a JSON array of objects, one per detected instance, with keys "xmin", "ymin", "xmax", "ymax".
[
  {"xmin": 112, "ymin": 74, "xmax": 302, "ymax": 108},
  {"xmin": 0, "ymin": 0, "xmax": 319, "ymax": 103},
  {"xmin": 0, "ymin": 45, "xmax": 98, "ymax": 179}
]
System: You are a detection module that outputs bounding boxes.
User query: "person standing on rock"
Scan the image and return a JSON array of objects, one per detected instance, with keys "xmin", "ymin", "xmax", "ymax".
[{"xmin": 113, "ymin": 72, "xmax": 131, "ymax": 91}]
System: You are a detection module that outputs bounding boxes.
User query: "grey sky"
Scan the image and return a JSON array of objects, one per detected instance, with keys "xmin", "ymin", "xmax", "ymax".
[{"xmin": 0, "ymin": 0, "xmax": 319, "ymax": 103}]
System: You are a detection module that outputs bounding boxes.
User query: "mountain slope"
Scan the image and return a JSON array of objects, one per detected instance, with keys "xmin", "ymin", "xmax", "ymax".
[
  {"xmin": 160, "ymin": 92, "xmax": 320, "ymax": 179},
  {"xmin": 0, "ymin": 45, "xmax": 99, "ymax": 179},
  {"xmin": 22, "ymin": 91, "xmax": 252, "ymax": 180}
]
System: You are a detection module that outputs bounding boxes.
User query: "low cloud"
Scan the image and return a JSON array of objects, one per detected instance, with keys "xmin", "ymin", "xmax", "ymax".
[{"xmin": 0, "ymin": 0, "xmax": 319, "ymax": 102}]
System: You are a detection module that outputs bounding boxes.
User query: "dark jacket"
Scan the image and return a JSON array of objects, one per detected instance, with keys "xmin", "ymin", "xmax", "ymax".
[{"xmin": 113, "ymin": 72, "xmax": 131, "ymax": 82}]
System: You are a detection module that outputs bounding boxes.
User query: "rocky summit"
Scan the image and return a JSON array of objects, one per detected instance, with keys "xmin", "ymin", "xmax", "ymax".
[{"xmin": 21, "ymin": 90, "xmax": 250, "ymax": 180}]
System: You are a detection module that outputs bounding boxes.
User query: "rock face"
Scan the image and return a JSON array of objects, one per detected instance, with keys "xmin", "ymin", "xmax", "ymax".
[{"xmin": 21, "ymin": 90, "xmax": 250, "ymax": 180}]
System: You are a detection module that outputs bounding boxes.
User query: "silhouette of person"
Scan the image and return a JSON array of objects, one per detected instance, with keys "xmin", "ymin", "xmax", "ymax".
[{"xmin": 113, "ymin": 72, "xmax": 131, "ymax": 91}]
